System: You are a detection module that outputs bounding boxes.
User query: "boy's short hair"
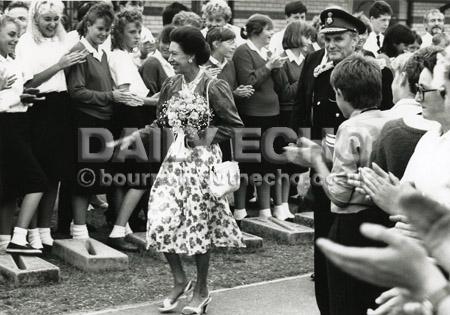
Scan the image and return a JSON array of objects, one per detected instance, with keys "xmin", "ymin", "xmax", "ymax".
[
  {"xmin": 162, "ymin": 2, "xmax": 189, "ymax": 26},
  {"xmin": 284, "ymin": 1, "xmax": 307, "ymax": 17},
  {"xmin": 368, "ymin": 1, "xmax": 393, "ymax": 18},
  {"xmin": 330, "ymin": 54, "xmax": 382, "ymax": 109}
]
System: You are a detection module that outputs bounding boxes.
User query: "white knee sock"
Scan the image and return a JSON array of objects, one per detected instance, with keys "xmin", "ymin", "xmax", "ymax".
[
  {"xmin": 0, "ymin": 235, "xmax": 11, "ymax": 252},
  {"xmin": 72, "ymin": 224, "xmax": 89, "ymax": 239},
  {"xmin": 125, "ymin": 223, "xmax": 133, "ymax": 235},
  {"xmin": 233, "ymin": 208, "xmax": 247, "ymax": 220},
  {"xmin": 109, "ymin": 225, "xmax": 125, "ymax": 238},
  {"xmin": 11, "ymin": 227, "xmax": 28, "ymax": 246},
  {"xmin": 258, "ymin": 208, "xmax": 272, "ymax": 218},
  {"xmin": 28, "ymin": 228, "xmax": 43, "ymax": 249},
  {"xmin": 39, "ymin": 228, "xmax": 54, "ymax": 246},
  {"xmin": 282, "ymin": 202, "xmax": 294, "ymax": 218}
]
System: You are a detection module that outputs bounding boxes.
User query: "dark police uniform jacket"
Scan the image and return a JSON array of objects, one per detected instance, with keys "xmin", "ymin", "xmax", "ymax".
[
  {"xmin": 290, "ymin": 48, "xmax": 393, "ymax": 139},
  {"xmin": 290, "ymin": 49, "xmax": 344, "ymax": 140}
]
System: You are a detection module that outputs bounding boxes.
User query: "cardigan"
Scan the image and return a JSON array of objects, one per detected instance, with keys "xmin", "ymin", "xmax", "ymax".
[
  {"xmin": 139, "ymin": 56, "xmax": 169, "ymax": 96},
  {"xmin": 372, "ymin": 118, "xmax": 427, "ymax": 179},
  {"xmin": 67, "ymin": 41, "xmax": 115, "ymax": 120},
  {"xmin": 232, "ymin": 43, "xmax": 281, "ymax": 117},
  {"xmin": 277, "ymin": 51, "xmax": 304, "ymax": 112},
  {"xmin": 203, "ymin": 59, "xmax": 237, "ymax": 91},
  {"xmin": 140, "ymin": 73, "xmax": 243, "ymax": 145}
]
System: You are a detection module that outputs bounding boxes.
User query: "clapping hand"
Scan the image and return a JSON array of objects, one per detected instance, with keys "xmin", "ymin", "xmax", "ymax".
[
  {"xmin": 0, "ymin": 68, "xmax": 17, "ymax": 91},
  {"xmin": 348, "ymin": 163, "xmax": 401, "ymax": 214},
  {"xmin": 204, "ymin": 66, "xmax": 222, "ymax": 78},
  {"xmin": 284, "ymin": 137, "xmax": 322, "ymax": 168},
  {"xmin": 317, "ymin": 223, "xmax": 447, "ymax": 299},
  {"xmin": 368, "ymin": 288, "xmax": 431, "ymax": 315},
  {"xmin": 266, "ymin": 55, "xmax": 288, "ymax": 70},
  {"xmin": 139, "ymin": 41, "xmax": 155, "ymax": 59},
  {"xmin": 398, "ymin": 187, "xmax": 450, "ymax": 271},
  {"xmin": 233, "ymin": 85, "xmax": 254, "ymax": 98}
]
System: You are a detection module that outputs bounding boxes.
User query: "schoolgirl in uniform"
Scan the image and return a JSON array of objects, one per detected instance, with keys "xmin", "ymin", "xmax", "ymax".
[
  {"xmin": 0, "ymin": 15, "xmax": 47, "ymax": 254},
  {"xmin": 15, "ymin": 0, "xmax": 87, "ymax": 250}
]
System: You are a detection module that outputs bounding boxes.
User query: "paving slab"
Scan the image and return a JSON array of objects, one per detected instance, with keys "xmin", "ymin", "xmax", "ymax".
[
  {"xmin": 294, "ymin": 212, "xmax": 314, "ymax": 228},
  {"xmin": 240, "ymin": 217, "xmax": 314, "ymax": 245},
  {"xmin": 125, "ymin": 233, "xmax": 166, "ymax": 262},
  {"xmin": 241, "ymin": 231, "xmax": 263, "ymax": 249},
  {"xmin": 53, "ymin": 239, "xmax": 128, "ymax": 272},
  {"xmin": 71, "ymin": 274, "xmax": 319, "ymax": 315},
  {"xmin": 0, "ymin": 254, "xmax": 59, "ymax": 287}
]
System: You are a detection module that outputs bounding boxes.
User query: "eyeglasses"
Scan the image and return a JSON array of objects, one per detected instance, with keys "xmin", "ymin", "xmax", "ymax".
[{"xmin": 415, "ymin": 83, "xmax": 439, "ymax": 101}]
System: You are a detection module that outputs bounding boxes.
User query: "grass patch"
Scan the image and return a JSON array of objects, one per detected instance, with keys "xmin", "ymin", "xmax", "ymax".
[{"xmin": 0, "ymin": 209, "xmax": 313, "ymax": 314}]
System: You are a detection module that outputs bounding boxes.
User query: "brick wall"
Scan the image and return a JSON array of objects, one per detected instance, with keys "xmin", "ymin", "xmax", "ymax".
[
  {"xmin": 142, "ymin": 0, "xmax": 354, "ymax": 36},
  {"xmin": 141, "ymin": 0, "xmax": 449, "ymax": 37}
]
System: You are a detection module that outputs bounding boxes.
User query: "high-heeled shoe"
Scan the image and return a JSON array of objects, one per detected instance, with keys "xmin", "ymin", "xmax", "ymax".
[
  {"xmin": 181, "ymin": 294, "xmax": 212, "ymax": 315},
  {"xmin": 158, "ymin": 280, "xmax": 194, "ymax": 313}
]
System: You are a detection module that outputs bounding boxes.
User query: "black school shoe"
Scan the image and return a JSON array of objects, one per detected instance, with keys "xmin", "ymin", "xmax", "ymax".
[
  {"xmin": 107, "ymin": 237, "xmax": 139, "ymax": 252},
  {"xmin": 6, "ymin": 242, "xmax": 42, "ymax": 255}
]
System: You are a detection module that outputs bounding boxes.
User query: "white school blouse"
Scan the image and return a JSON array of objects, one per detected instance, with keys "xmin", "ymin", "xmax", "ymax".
[
  {"xmin": 401, "ymin": 126, "xmax": 450, "ymax": 207},
  {"xmin": 108, "ymin": 49, "xmax": 149, "ymax": 98},
  {"xmin": 15, "ymin": 33, "xmax": 72, "ymax": 93},
  {"xmin": 0, "ymin": 54, "xmax": 32, "ymax": 113}
]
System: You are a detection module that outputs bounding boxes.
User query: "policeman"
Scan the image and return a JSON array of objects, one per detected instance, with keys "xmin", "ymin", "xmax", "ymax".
[{"xmin": 290, "ymin": 8, "xmax": 366, "ymax": 315}]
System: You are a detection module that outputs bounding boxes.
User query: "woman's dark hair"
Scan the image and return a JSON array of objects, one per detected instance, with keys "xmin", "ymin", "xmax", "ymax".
[
  {"xmin": 422, "ymin": 46, "xmax": 444, "ymax": 74},
  {"xmin": 241, "ymin": 14, "xmax": 273, "ymax": 40},
  {"xmin": 404, "ymin": 46, "xmax": 443, "ymax": 94},
  {"xmin": 282, "ymin": 20, "xmax": 314, "ymax": 50},
  {"xmin": 380, "ymin": 24, "xmax": 415, "ymax": 58},
  {"xmin": 77, "ymin": 3, "xmax": 114, "ymax": 37},
  {"xmin": 162, "ymin": 2, "xmax": 189, "ymax": 26},
  {"xmin": 77, "ymin": 1, "xmax": 98, "ymax": 22},
  {"xmin": 170, "ymin": 26, "xmax": 210, "ymax": 65},
  {"xmin": 354, "ymin": 12, "xmax": 372, "ymax": 34},
  {"xmin": 111, "ymin": 10, "xmax": 142, "ymax": 50},
  {"xmin": 411, "ymin": 30, "xmax": 422, "ymax": 45},
  {"xmin": 206, "ymin": 26, "xmax": 235, "ymax": 52},
  {"xmin": 159, "ymin": 24, "xmax": 176, "ymax": 44}
]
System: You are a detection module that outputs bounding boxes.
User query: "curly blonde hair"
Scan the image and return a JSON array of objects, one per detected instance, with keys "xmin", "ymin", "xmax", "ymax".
[
  {"xmin": 202, "ymin": 0, "xmax": 232, "ymax": 22},
  {"xmin": 111, "ymin": 10, "xmax": 142, "ymax": 51},
  {"xmin": 27, "ymin": 0, "xmax": 66, "ymax": 44}
]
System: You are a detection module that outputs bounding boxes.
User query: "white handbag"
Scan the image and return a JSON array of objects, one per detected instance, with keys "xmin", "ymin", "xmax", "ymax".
[{"xmin": 205, "ymin": 78, "xmax": 241, "ymax": 198}]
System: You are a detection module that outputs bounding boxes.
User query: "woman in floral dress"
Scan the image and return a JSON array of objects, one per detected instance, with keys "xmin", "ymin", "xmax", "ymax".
[{"xmin": 121, "ymin": 26, "xmax": 245, "ymax": 315}]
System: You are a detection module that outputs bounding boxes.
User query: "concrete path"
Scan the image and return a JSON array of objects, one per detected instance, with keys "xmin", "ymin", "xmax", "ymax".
[{"xmin": 77, "ymin": 274, "xmax": 319, "ymax": 315}]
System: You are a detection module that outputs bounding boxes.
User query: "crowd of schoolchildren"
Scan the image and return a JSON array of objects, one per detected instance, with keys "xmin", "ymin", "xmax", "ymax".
[{"xmin": 0, "ymin": 0, "xmax": 450, "ymax": 314}]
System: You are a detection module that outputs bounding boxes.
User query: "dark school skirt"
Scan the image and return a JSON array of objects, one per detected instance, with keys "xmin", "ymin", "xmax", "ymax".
[
  {"xmin": 238, "ymin": 114, "xmax": 281, "ymax": 177},
  {"xmin": 0, "ymin": 113, "xmax": 48, "ymax": 200},
  {"xmin": 27, "ymin": 92, "xmax": 71, "ymax": 182},
  {"xmin": 110, "ymin": 103, "xmax": 157, "ymax": 189},
  {"xmin": 69, "ymin": 110, "xmax": 114, "ymax": 195}
]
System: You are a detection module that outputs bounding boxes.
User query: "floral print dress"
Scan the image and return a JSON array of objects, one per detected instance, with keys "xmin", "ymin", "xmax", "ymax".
[{"xmin": 146, "ymin": 72, "xmax": 245, "ymax": 255}]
